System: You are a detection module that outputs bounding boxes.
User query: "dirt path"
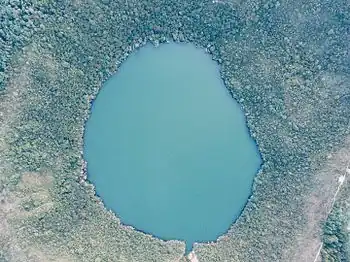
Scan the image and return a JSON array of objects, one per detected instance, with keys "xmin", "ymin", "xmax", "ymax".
[
  {"xmin": 187, "ymin": 252, "xmax": 199, "ymax": 262},
  {"xmin": 282, "ymin": 137, "xmax": 350, "ymax": 262},
  {"xmin": 312, "ymin": 161, "xmax": 350, "ymax": 262}
]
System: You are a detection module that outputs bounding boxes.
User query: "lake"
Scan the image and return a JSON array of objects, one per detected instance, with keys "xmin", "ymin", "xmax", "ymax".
[{"xmin": 84, "ymin": 43, "xmax": 261, "ymax": 252}]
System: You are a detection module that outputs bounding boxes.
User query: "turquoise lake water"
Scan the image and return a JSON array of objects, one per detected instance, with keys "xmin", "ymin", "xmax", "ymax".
[{"xmin": 84, "ymin": 43, "xmax": 261, "ymax": 252}]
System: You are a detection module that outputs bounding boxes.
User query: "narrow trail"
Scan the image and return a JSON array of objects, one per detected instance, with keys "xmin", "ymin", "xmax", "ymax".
[{"xmin": 312, "ymin": 160, "xmax": 350, "ymax": 262}]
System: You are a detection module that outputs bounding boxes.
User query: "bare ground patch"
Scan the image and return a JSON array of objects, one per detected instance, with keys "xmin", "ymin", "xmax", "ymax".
[
  {"xmin": 284, "ymin": 138, "xmax": 350, "ymax": 262},
  {"xmin": 0, "ymin": 47, "xmax": 77, "ymax": 262},
  {"xmin": 0, "ymin": 173, "xmax": 75, "ymax": 262}
]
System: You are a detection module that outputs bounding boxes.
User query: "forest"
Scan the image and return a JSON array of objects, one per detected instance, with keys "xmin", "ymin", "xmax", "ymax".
[{"xmin": 0, "ymin": 0, "xmax": 349, "ymax": 261}]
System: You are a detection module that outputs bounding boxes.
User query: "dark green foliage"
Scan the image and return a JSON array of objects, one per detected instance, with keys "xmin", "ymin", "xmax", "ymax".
[
  {"xmin": 1, "ymin": 0, "xmax": 349, "ymax": 261},
  {"xmin": 322, "ymin": 206, "xmax": 349, "ymax": 261}
]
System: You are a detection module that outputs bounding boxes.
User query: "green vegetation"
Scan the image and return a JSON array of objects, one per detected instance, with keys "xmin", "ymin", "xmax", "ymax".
[
  {"xmin": 322, "ymin": 205, "xmax": 349, "ymax": 261},
  {"xmin": 0, "ymin": 0, "xmax": 349, "ymax": 261},
  {"xmin": 322, "ymin": 179, "xmax": 350, "ymax": 262}
]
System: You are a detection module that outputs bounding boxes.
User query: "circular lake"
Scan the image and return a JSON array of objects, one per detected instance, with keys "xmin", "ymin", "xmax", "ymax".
[{"xmin": 84, "ymin": 43, "xmax": 261, "ymax": 252}]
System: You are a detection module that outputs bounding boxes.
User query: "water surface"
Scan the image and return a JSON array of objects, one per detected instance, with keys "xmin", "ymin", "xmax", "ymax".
[{"xmin": 84, "ymin": 43, "xmax": 261, "ymax": 251}]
